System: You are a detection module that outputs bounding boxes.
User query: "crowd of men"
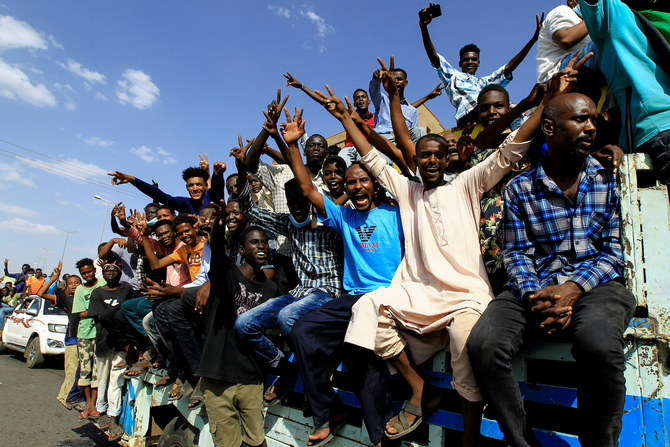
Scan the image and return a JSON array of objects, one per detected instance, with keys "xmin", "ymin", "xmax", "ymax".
[{"xmin": 2, "ymin": 1, "xmax": 669, "ymax": 446}]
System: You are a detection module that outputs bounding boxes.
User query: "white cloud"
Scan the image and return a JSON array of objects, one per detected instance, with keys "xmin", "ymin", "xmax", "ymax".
[
  {"xmin": 65, "ymin": 101, "xmax": 76, "ymax": 110},
  {"xmin": 20, "ymin": 156, "xmax": 108, "ymax": 184},
  {"xmin": 130, "ymin": 145, "xmax": 177, "ymax": 165},
  {"xmin": 0, "ymin": 162, "xmax": 36, "ymax": 187},
  {"xmin": 59, "ymin": 58, "xmax": 106, "ymax": 84},
  {"xmin": 77, "ymin": 134, "xmax": 115, "ymax": 147},
  {"xmin": 94, "ymin": 91, "xmax": 107, "ymax": 101},
  {"xmin": 0, "ymin": 15, "xmax": 48, "ymax": 50},
  {"xmin": 0, "ymin": 58, "xmax": 57, "ymax": 107},
  {"xmin": 268, "ymin": 5, "xmax": 291, "ymax": 19},
  {"xmin": 0, "ymin": 201, "xmax": 38, "ymax": 218},
  {"xmin": 0, "ymin": 217, "xmax": 60, "ymax": 235},
  {"xmin": 116, "ymin": 69, "xmax": 159, "ymax": 110},
  {"xmin": 300, "ymin": 10, "xmax": 334, "ymax": 38}
]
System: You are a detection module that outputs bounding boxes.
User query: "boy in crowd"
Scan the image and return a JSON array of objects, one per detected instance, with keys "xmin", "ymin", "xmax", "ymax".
[
  {"xmin": 197, "ymin": 219, "xmax": 282, "ymax": 447},
  {"xmin": 37, "ymin": 261, "xmax": 83, "ymax": 408},
  {"xmin": 108, "ymin": 165, "xmax": 225, "ymax": 214},
  {"xmin": 87, "ymin": 260, "xmax": 134, "ymax": 441},
  {"xmin": 71, "ymin": 258, "xmax": 107, "ymax": 419},
  {"xmin": 280, "ymin": 109, "xmax": 400, "ymax": 447},
  {"xmin": 419, "ymin": 3, "xmax": 542, "ymax": 126}
]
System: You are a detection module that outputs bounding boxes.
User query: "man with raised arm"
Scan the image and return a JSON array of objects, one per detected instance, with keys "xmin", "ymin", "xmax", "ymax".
[
  {"xmin": 274, "ymin": 108, "xmax": 401, "ymax": 447},
  {"xmin": 419, "ymin": 3, "xmax": 543, "ymax": 127},
  {"xmin": 467, "ymin": 92, "xmax": 636, "ymax": 446},
  {"xmin": 307, "ymin": 56, "xmax": 577, "ymax": 446},
  {"xmin": 108, "ymin": 164, "xmax": 225, "ymax": 215}
]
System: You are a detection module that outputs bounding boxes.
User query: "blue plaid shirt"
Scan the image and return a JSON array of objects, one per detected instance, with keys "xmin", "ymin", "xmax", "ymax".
[
  {"xmin": 503, "ymin": 156, "xmax": 623, "ymax": 300},
  {"xmin": 436, "ymin": 53, "xmax": 511, "ymax": 122}
]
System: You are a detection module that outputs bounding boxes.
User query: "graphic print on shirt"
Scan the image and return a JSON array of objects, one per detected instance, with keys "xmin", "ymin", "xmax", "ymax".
[
  {"xmin": 355, "ymin": 225, "xmax": 378, "ymax": 252},
  {"xmin": 187, "ymin": 252, "xmax": 202, "ymax": 268},
  {"xmin": 235, "ymin": 282, "xmax": 264, "ymax": 315}
]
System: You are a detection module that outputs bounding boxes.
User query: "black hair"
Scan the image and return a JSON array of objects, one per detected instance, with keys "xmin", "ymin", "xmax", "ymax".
[
  {"xmin": 284, "ymin": 178, "xmax": 300, "ymax": 193},
  {"xmin": 238, "ymin": 225, "xmax": 268, "ymax": 249},
  {"xmin": 323, "ymin": 155, "xmax": 347, "ymax": 172},
  {"xmin": 75, "ymin": 258, "xmax": 95, "ymax": 270},
  {"xmin": 181, "ymin": 166, "xmax": 209, "ymax": 183},
  {"xmin": 415, "ymin": 133, "xmax": 450, "ymax": 154},
  {"xmin": 459, "ymin": 44, "xmax": 481, "ymax": 59},
  {"xmin": 306, "ymin": 134, "xmax": 326, "ymax": 143},
  {"xmin": 393, "ymin": 68, "xmax": 408, "ymax": 79},
  {"xmin": 67, "ymin": 275, "xmax": 82, "ymax": 283},
  {"xmin": 172, "ymin": 214, "xmax": 196, "ymax": 230},
  {"xmin": 477, "ymin": 84, "xmax": 510, "ymax": 105},
  {"xmin": 199, "ymin": 205, "xmax": 216, "ymax": 215},
  {"xmin": 353, "ymin": 88, "xmax": 368, "ymax": 97},
  {"xmin": 152, "ymin": 219, "xmax": 174, "ymax": 233},
  {"xmin": 226, "ymin": 173, "xmax": 239, "ymax": 183},
  {"xmin": 157, "ymin": 204, "xmax": 174, "ymax": 213},
  {"xmin": 144, "ymin": 202, "xmax": 161, "ymax": 211},
  {"xmin": 21, "ymin": 263, "xmax": 31, "ymax": 269}
]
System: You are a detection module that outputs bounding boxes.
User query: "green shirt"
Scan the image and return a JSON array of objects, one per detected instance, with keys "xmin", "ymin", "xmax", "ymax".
[{"xmin": 71, "ymin": 278, "xmax": 107, "ymax": 339}]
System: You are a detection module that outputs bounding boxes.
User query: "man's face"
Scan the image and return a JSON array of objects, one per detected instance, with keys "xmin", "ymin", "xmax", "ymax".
[
  {"xmin": 174, "ymin": 222, "xmax": 198, "ymax": 247},
  {"xmin": 154, "ymin": 223, "xmax": 176, "ymax": 247},
  {"xmin": 79, "ymin": 265, "xmax": 96, "ymax": 284},
  {"xmin": 185, "ymin": 176, "xmax": 207, "ymax": 201},
  {"xmin": 35, "ymin": 268, "xmax": 42, "ymax": 278},
  {"xmin": 285, "ymin": 188, "xmax": 311, "ymax": 223},
  {"xmin": 545, "ymin": 96, "xmax": 598, "ymax": 159},
  {"xmin": 21, "ymin": 264, "xmax": 29, "ymax": 274},
  {"xmin": 354, "ymin": 90, "xmax": 370, "ymax": 111},
  {"xmin": 145, "ymin": 205, "xmax": 159, "ymax": 221},
  {"xmin": 459, "ymin": 51, "xmax": 480, "ymax": 75},
  {"xmin": 304, "ymin": 136, "xmax": 327, "ymax": 167},
  {"xmin": 478, "ymin": 90, "xmax": 510, "ymax": 128},
  {"xmin": 393, "ymin": 70, "xmax": 408, "ymax": 96},
  {"xmin": 345, "ymin": 165, "xmax": 377, "ymax": 212},
  {"xmin": 225, "ymin": 202, "xmax": 247, "ymax": 233},
  {"xmin": 102, "ymin": 265, "xmax": 121, "ymax": 283},
  {"xmin": 226, "ymin": 175, "xmax": 239, "ymax": 197},
  {"xmin": 156, "ymin": 208, "xmax": 175, "ymax": 222},
  {"xmin": 443, "ymin": 133, "xmax": 460, "ymax": 171},
  {"xmin": 323, "ymin": 162, "xmax": 345, "ymax": 197},
  {"xmin": 248, "ymin": 177, "xmax": 263, "ymax": 194},
  {"xmin": 66, "ymin": 276, "xmax": 81, "ymax": 293},
  {"xmin": 415, "ymin": 139, "xmax": 449, "ymax": 189},
  {"xmin": 567, "ymin": 0, "xmax": 578, "ymax": 8},
  {"xmin": 240, "ymin": 230, "xmax": 269, "ymax": 266}
]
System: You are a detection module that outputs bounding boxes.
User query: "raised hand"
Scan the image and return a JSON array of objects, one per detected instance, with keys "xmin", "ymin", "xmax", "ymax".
[
  {"xmin": 376, "ymin": 56, "xmax": 398, "ymax": 96},
  {"xmin": 229, "ymin": 135, "xmax": 253, "ymax": 164},
  {"xmin": 283, "ymin": 72, "xmax": 303, "ymax": 90},
  {"xmin": 209, "ymin": 199, "xmax": 228, "ymax": 227},
  {"xmin": 51, "ymin": 261, "xmax": 62, "ymax": 280},
  {"xmin": 280, "ymin": 107, "xmax": 307, "ymax": 145},
  {"xmin": 112, "ymin": 202, "xmax": 127, "ymax": 223},
  {"xmin": 108, "ymin": 171, "xmax": 135, "ymax": 185},
  {"xmin": 418, "ymin": 3, "xmax": 439, "ymax": 26},
  {"xmin": 344, "ymin": 97, "xmax": 367, "ymax": 128},
  {"xmin": 213, "ymin": 161, "xmax": 227, "ymax": 175},
  {"xmin": 199, "ymin": 153, "xmax": 210, "ymax": 173},
  {"xmin": 545, "ymin": 51, "xmax": 595, "ymax": 100},
  {"xmin": 267, "ymin": 89, "xmax": 289, "ymax": 126},
  {"xmin": 135, "ymin": 211, "xmax": 148, "ymax": 235},
  {"xmin": 427, "ymin": 83, "xmax": 445, "ymax": 99},
  {"xmin": 457, "ymin": 122, "xmax": 477, "ymax": 162},
  {"xmin": 524, "ymin": 82, "xmax": 548, "ymax": 108},
  {"xmin": 533, "ymin": 12, "xmax": 545, "ymax": 40},
  {"xmin": 313, "ymin": 85, "xmax": 348, "ymax": 121},
  {"xmin": 262, "ymin": 111, "xmax": 280, "ymax": 138}
]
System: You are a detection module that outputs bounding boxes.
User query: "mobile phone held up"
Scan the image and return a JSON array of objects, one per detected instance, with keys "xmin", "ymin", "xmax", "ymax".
[{"xmin": 420, "ymin": 3, "xmax": 442, "ymax": 22}]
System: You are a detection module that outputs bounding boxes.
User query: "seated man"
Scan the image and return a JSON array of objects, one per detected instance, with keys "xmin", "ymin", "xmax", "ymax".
[
  {"xmin": 419, "ymin": 3, "xmax": 542, "ymax": 126},
  {"xmin": 467, "ymin": 93, "xmax": 636, "ymax": 446},
  {"xmin": 108, "ymin": 165, "xmax": 225, "ymax": 214},
  {"xmin": 280, "ymin": 113, "xmax": 400, "ymax": 447}
]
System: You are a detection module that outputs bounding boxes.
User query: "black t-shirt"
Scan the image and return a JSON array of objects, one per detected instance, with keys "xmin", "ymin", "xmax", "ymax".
[
  {"xmin": 198, "ymin": 225, "xmax": 281, "ymax": 384},
  {"xmin": 87, "ymin": 282, "xmax": 134, "ymax": 356},
  {"xmin": 55, "ymin": 290, "xmax": 79, "ymax": 339}
]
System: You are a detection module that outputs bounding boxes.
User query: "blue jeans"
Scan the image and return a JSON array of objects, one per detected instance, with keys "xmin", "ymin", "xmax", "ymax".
[
  {"xmin": 234, "ymin": 290, "xmax": 333, "ymax": 368},
  {"xmin": 559, "ymin": 41, "xmax": 599, "ymax": 72},
  {"xmin": 0, "ymin": 305, "xmax": 14, "ymax": 330}
]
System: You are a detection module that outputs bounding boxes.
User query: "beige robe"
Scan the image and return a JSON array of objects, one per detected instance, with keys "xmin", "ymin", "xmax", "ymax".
[{"xmin": 344, "ymin": 131, "xmax": 531, "ymax": 365}]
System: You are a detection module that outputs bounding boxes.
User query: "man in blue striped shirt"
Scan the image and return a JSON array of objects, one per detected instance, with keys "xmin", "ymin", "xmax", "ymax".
[{"xmin": 467, "ymin": 93, "xmax": 636, "ymax": 447}]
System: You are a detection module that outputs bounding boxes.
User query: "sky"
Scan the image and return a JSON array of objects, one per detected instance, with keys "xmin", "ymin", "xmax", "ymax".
[{"xmin": 0, "ymin": 0, "xmax": 564, "ymax": 276}]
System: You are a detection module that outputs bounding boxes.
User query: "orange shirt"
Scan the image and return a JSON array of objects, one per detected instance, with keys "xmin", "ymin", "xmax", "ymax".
[
  {"xmin": 25, "ymin": 276, "xmax": 46, "ymax": 295},
  {"xmin": 168, "ymin": 239, "xmax": 205, "ymax": 282}
]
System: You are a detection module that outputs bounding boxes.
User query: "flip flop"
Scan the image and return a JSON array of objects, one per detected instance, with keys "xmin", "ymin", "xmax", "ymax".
[
  {"xmin": 306, "ymin": 411, "xmax": 349, "ymax": 447},
  {"xmin": 154, "ymin": 370, "xmax": 178, "ymax": 388},
  {"xmin": 87, "ymin": 410, "xmax": 102, "ymax": 421},
  {"xmin": 167, "ymin": 379, "xmax": 185, "ymax": 401},
  {"xmin": 124, "ymin": 359, "xmax": 151, "ymax": 378}
]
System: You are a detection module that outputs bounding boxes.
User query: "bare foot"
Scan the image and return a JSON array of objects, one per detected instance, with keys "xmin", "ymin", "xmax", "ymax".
[{"xmin": 307, "ymin": 426, "xmax": 331, "ymax": 446}]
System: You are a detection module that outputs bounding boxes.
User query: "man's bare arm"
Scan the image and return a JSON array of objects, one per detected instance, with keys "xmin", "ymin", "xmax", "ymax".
[
  {"xmin": 505, "ymin": 13, "xmax": 545, "ymax": 76},
  {"xmin": 552, "ymin": 21, "xmax": 588, "ymax": 51}
]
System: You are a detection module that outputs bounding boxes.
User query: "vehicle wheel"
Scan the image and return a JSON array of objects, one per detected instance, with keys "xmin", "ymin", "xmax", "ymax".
[
  {"xmin": 157, "ymin": 418, "xmax": 197, "ymax": 447},
  {"xmin": 25, "ymin": 336, "xmax": 45, "ymax": 368}
]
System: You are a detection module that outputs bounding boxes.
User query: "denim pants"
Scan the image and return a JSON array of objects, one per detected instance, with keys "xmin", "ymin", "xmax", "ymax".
[
  {"xmin": 467, "ymin": 281, "xmax": 635, "ymax": 447},
  {"xmin": 234, "ymin": 290, "xmax": 333, "ymax": 368},
  {"xmin": 121, "ymin": 297, "xmax": 153, "ymax": 337},
  {"xmin": 289, "ymin": 294, "xmax": 392, "ymax": 444}
]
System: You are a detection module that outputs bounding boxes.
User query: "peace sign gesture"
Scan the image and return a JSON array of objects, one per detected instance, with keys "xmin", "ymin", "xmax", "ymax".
[{"xmin": 280, "ymin": 107, "xmax": 307, "ymax": 145}]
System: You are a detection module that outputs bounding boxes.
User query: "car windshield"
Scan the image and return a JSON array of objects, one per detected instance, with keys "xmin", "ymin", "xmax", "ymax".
[{"xmin": 44, "ymin": 302, "xmax": 66, "ymax": 316}]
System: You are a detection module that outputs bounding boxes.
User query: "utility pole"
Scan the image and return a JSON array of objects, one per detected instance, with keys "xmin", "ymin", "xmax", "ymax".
[
  {"xmin": 41, "ymin": 248, "xmax": 52, "ymax": 270},
  {"xmin": 60, "ymin": 230, "xmax": 76, "ymax": 263}
]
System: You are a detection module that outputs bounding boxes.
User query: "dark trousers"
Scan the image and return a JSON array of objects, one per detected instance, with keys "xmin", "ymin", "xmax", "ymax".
[
  {"xmin": 153, "ymin": 287, "xmax": 203, "ymax": 380},
  {"xmin": 289, "ymin": 294, "xmax": 392, "ymax": 445},
  {"xmin": 638, "ymin": 128, "xmax": 670, "ymax": 189},
  {"xmin": 467, "ymin": 281, "xmax": 635, "ymax": 447}
]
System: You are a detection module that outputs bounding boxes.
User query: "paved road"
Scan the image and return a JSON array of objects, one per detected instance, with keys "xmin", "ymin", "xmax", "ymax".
[{"xmin": 0, "ymin": 350, "xmax": 118, "ymax": 447}]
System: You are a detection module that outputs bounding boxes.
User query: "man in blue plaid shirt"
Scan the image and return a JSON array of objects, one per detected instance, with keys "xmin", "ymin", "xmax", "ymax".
[{"xmin": 468, "ymin": 93, "xmax": 636, "ymax": 447}]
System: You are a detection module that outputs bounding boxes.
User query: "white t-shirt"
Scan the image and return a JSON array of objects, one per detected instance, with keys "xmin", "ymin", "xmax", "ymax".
[{"xmin": 536, "ymin": 5, "xmax": 592, "ymax": 82}]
